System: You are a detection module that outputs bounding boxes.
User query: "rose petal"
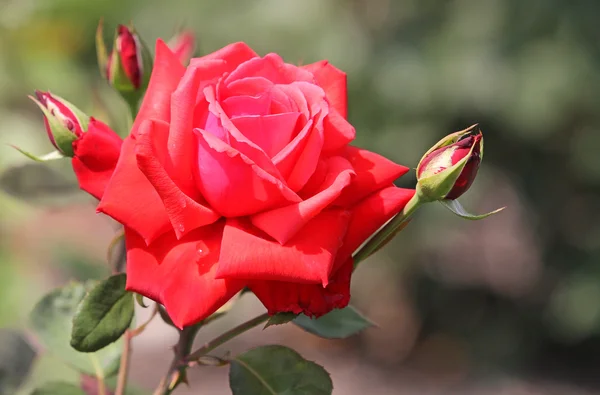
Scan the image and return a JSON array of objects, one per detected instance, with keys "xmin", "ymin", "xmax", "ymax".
[
  {"xmin": 272, "ymin": 83, "xmax": 328, "ymax": 191},
  {"xmin": 335, "ymin": 186, "xmax": 415, "ymax": 270},
  {"xmin": 231, "ymin": 112, "xmax": 300, "ymax": 158},
  {"xmin": 250, "ymin": 257, "xmax": 352, "ymax": 317},
  {"xmin": 167, "ymin": 59, "xmax": 231, "ymax": 195},
  {"xmin": 136, "ymin": 120, "xmax": 220, "ymax": 239},
  {"xmin": 98, "ymin": 136, "xmax": 172, "ymax": 244},
  {"xmin": 124, "ymin": 222, "xmax": 245, "ymax": 329},
  {"xmin": 190, "ymin": 42, "xmax": 258, "ymax": 70},
  {"xmin": 217, "ymin": 209, "xmax": 350, "ymax": 286},
  {"xmin": 194, "ymin": 128, "xmax": 300, "ymax": 217},
  {"xmin": 204, "ymin": 85, "xmax": 283, "ymax": 179},
  {"xmin": 222, "ymin": 93, "xmax": 272, "ymax": 118},
  {"xmin": 302, "ymin": 60, "xmax": 348, "ymax": 118},
  {"xmin": 251, "ymin": 156, "xmax": 355, "ymax": 244},
  {"xmin": 131, "ymin": 40, "xmax": 185, "ymax": 136},
  {"xmin": 334, "ymin": 146, "xmax": 410, "ymax": 208},
  {"xmin": 71, "ymin": 118, "xmax": 122, "ymax": 200},
  {"xmin": 224, "ymin": 53, "xmax": 313, "ymax": 85},
  {"xmin": 322, "ymin": 108, "xmax": 356, "ymax": 152}
]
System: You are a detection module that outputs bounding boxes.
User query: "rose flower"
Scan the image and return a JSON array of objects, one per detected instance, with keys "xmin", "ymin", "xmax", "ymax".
[{"xmin": 98, "ymin": 41, "xmax": 414, "ymax": 328}]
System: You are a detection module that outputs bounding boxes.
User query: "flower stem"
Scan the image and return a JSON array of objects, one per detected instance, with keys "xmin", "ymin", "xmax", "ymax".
[
  {"xmin": 352, "ymin": 192, "xmax": 423, "ymax": 268},
  {"xmin": 153, "ymin": 324, "xmax": 202, "ymax": 395},
  {"xmin": 185, "ymin": 313, "xmax": 270, "ymax": 363},
  {"xmin": 114, "ymin": 330, "xmax": 132, "ymax": 395}
]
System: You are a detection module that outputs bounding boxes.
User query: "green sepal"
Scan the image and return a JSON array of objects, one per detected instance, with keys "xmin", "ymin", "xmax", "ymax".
[
  {"xmin": 416, "ymin": 154, "xmax": 469, "ymax": 202},
  {"xmin": 135, "ymin": 293, "xmax": 148, "ymax": 308},
  {"xmin": 440, "ymin": 199, "xmax": 505, "ymax": 220},
  {"xmin": 10, "ymin": 146, "xmax": 65, "ymax": 162},
  {"xmin": 264, "ymin": 312, "xmax": 298, "ymax": 329},
  {"xmin": 95, "ymin": 18, "xmax": 108, "ymax": 77}
]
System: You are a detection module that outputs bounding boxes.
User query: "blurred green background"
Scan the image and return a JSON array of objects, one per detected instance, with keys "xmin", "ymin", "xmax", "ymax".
[{"xmin": 2, "ymin": 0, "xmax": 600, "ymax": 393}]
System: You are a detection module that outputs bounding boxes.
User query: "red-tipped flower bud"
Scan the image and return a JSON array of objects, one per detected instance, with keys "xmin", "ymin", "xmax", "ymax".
[
  {"xmin": 167, "ymin": 30, "xmax": 196, "ymax": 65},
  {"xmin": 32, "ymin": 91, "xmax": 90, "ymax": 157},
  {"xmin": 96, "ymin": 21, "xmax": 152, "ymax": 105},
  {"xmin": 416, "ymin": 125, "xmax": 483, "ymax": 202}
]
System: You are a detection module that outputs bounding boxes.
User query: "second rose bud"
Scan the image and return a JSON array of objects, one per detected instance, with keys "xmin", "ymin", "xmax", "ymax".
[{"xmin": 96, "ymin": 22, "xmax": 153, "ymax": 106}]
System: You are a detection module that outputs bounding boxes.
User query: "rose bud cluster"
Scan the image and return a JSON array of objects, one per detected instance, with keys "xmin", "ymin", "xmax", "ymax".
[
  {"xmin": 32, "ymin": 91, "xmax": 123, "ymax": 200},
  {"xmin": 96, "ymin": 41, "xmax": 416, "ymax": 328}
]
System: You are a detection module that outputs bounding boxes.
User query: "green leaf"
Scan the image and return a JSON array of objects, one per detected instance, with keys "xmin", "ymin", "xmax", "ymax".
[
  {"xmin": 71, "ymin": 274, "xmax": 134, "ymax": 352},
  {"xmin": 264, "ymin": 312, "xmax": 298, "ymax": 329},
  {"xmin": 293, "ymin": 306, "xmax": 374, "ymax": 339},
  {"xmin": 30, "ymin": 382, "xmax": 86, "ymax": 395},
  {"xmin": 229, "ymin": 345, "xmax": 332, "ymax": 395},
  {"xmin": 440, "ymin": 199, "xmax": 505, "ymax": 220},
  {"xmin": 0, "ymin": 329, "xmax": 36, "ymax": 394},
  {"xmin": 29, "ymin": 282, "xmax": 122, "ymax": 378}
]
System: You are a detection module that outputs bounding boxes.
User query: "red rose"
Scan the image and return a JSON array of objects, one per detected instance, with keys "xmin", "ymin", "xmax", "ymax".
[{"xmin": 98, "ymin": 40, "xmax": 414, "ymax": 328}]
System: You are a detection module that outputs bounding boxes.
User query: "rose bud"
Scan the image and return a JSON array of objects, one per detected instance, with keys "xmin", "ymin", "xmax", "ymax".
[
  {"xmin": 21, "ymin": 90, "xmax": 124, "ymax": 200},
  {"xmin": 167, "ymin": 30, "xmax": 196, "ymax": 65},
  {"xmin": 416, "ymin": 125, "xmax": 483, "ymax": 202},
  {"xmin": 31, "ymin": 91, "xmax": 90, "ymax": 157},
  {"xmin": 96, "ymin": 21, "xmax": 152, "ymax": 104}
]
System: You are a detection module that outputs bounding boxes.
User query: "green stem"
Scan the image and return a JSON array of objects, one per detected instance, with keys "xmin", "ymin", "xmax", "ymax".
[
  {"xmin": 185, "ymin": 313, "xmax": 270, "ymax": 363},
  {"xmin": 352, "ymin": 192, "xmax": 423, "ymax": 268},
  {"xmin": 153, "ymin": 324, "xmax": 202, "ymax": 395},
  {"xmin": 88, "ymin": 354, "xmax": 106, "ymax": 395}
]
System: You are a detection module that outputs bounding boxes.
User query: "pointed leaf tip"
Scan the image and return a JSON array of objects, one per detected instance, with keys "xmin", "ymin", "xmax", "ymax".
[{"xmin": 440, "ymin": 199, "xmax": 505, "ymax": 220}]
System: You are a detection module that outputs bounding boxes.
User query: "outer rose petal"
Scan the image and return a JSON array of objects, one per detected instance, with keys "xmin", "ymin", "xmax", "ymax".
[
  {"xmin": 131, "ymin": 40, "xmax": 185, "ymax": 136},
  {"xmin": 190, "ymin": 42, "xmax": 258, "ymax": 70},
  {"xmin": 98, "ymin": 136, "xmax": 172, "ymax": 244},
  {"xmin": 302, "ymin": 60, "xmax": 348, "ymax": 118},
  {"xmin": 251, "ymin": 156, "xmax": 355, "ymax": 244},
  {"xmin": 334, "ymin": 146, "xmax": 410, "ymax": 208},
  {"xmin": 194, "ymin": 128, "xmax": 300, "ymax": 217},
  {"xmin": 335, "ymin": 186, "xmax": 415, "ymax": 271},
  {"xmin": 167, "ymin": 60, "xmax": 231, "ymax": 195},
  {"xmin": 217, "ymin": 209, "xmax": 351, "ymax": 286},
  {"xmin": 250, "ymin": 257, "xmax": 353, "ymax": 317},
  {"xmin": 125, "ymin": 222, "xmax": 245, "ymax": 329},
  {"xmin": 322, "ymin": 108, "xmax": 356, "ymax": 152},
  {"xmin": 135, "ymin": 120, "xmax": 220, "ymax": 239},
  {"xmin": 71, "ymin": 118, "xmax": 122, "ymax": 200}
]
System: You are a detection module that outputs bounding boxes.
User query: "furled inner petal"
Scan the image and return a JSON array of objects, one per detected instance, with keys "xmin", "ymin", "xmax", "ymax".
[
  {"xmin": 231, "ymin": 112, "xmax": 301, "ymax": 158},
  {"xmin": 194, "ymin": 128, "xmax": 301, "ymax": 217}
]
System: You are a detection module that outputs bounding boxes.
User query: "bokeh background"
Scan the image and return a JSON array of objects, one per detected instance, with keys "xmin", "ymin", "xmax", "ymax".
[{"xmin": 1, "ymin": 0, "xmax": 600, "ymax": 394}]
